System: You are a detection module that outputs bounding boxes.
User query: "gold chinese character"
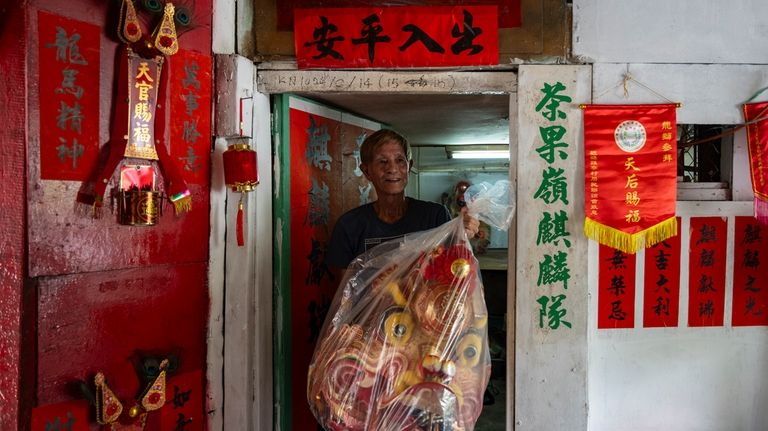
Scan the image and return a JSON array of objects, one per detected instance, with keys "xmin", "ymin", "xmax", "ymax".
[
  {"xmin": 663, "ymin": 154, "xmax": 674, "ymax": 162},
  {"xmin": 133, "ymin": 102, "xmax": 152, "ymax": 122},
  {"xmin": 625, "ymin": 173, "xmax": 639, "ymax": 189},
  {"xmin": 624, "ymin": 157, "xmax": 640, "ymax": 171},
  {"xmin": 133, "ymin": 123, "xmax": 151, "ymax": 143},
  {"xmin": 625, "ymin": 209, "xmax": 641, "ymax": 223},
  {"xmin": 625, "ymin": 191, "xmax": 640, "ymax": 206},
  {"xmin": 662, "ymin": 143, "xmax": 673, "ymax": 152},
  {"xmin": 136, "ymin": 62, "xmax": 154, "ymax": 82},
  {"xmin": 662, "ymin": 121, "xmax": 672, "ymax": 130},
  {"xmin": 590, "ymin": 150, "xmax": 598, "ymax": 156},
  {"xmin": 662, "ymin": 132, "xmax": 672, "ymax": 140},
  {"xmin": 135, "ymin": 81, "xmax": 153, "ymax": 101}
]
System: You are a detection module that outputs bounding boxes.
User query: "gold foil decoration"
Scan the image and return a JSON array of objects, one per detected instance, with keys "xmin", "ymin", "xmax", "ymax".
[
  {"xmin": 95, "ymin": 373, "xmax": 123, "ymax": 425},
  {"xmin": 118, "ymin": 190, "xmax": 162, "ymax": 226},
  {"xmin": 153, "ymin": 3, "xmax": 179, "ymax": 56},
  {"xmin": 119, "ymin": 0, "xmax": 142, "ymax": 43},
  {"xmin": 450, "ymin": 258, "xmax": 471, "ymax": 278}
]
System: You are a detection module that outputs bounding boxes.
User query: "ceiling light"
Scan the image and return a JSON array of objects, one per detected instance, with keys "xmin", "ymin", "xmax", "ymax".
[{"xmin": 445, "ymin": 145, "xmax": 510, "ymax": 160}]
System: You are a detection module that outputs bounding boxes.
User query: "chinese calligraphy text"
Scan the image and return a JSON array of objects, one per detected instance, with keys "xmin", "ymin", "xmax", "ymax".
[{"xmin": 294, "ymin": 6, "xmax": 498, "ymax": 68}]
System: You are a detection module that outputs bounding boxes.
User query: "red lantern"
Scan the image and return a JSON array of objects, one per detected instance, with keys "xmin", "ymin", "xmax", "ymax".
[
  {"xmin": 223, "ymin": 143, "xmax": 258, "ymax": 192},
  {"xmin": 223, "ymin": 142, "xmax": 259, "ymax": 246}
]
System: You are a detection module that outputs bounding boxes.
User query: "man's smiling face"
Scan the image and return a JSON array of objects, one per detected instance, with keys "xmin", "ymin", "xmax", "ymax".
[{"xmin": 361, "ymin": 141, "xmax": 411, "ymax": 197}]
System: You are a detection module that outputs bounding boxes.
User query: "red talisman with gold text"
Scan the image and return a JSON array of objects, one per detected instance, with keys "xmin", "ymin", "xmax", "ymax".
[
  {"xmin": 583, "ymin": 104, "xmax": 678, "ymax": 254},
  {"xmin": 743, "ymin": 101, "xmax": 768, "ymax": 224}
]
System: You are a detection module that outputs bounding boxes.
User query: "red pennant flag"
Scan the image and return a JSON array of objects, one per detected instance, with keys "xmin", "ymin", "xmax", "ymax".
[
  {"xmin": 743, "ymin": 101, "xmax": 768, "ymax": 224},
  {"xmin": 583, "ymin": 104, "xmax": 678, "ymax": 254}
]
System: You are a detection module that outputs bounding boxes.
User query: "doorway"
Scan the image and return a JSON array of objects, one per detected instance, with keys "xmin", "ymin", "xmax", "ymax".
[{"xmin": 261, "ymin": 68, "xmax": 517, "ymax": 431}]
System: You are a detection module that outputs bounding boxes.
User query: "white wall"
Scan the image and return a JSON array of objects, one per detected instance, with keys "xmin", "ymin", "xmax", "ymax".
[
  {"xmin": 574, "ymin": 1, "xmax": 768, "ymax": 430},
  {"xmin": 592, "ymin": 63, "xmax": 768, "ymax": 125},
  {"xmin": 588, "ymin": 204, "xmax": 768, "ymax": 431},
  {"xmin": 573, "ymin": 0, "xmax": 768, "ymax": 64}
]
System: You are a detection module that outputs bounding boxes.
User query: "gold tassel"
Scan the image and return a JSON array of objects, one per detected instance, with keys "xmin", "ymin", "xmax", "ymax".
[
  {"xmin": 584, "ymin": 217, "xmax": 678, "ymax": 254},
  {"xmin": 172, "ymin": 195, "xmax": 192, "ymax": 214}
]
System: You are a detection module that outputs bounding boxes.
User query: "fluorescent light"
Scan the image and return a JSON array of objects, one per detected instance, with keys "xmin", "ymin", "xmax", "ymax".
[
  {"xmin": 446, "ymin": 145, "xmax": 509, "ymax": 160},
  {"xmin": 450, "ymin": 150, "xmax": 509, "ymax": 159}
]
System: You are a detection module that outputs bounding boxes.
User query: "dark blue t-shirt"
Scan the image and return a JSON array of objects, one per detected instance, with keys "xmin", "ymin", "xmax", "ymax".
[{"xmin": 326, "ymin": 197, "xmax": 451, "ymax": 268}]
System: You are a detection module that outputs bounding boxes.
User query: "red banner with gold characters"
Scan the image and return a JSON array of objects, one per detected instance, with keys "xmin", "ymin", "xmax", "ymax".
[
  {"xmin": 743, "ymin": 101, "xmax": 768, "ymax": 224},
  {"xmin": 294, "ymin": 6, "xmax": 498, "ymax": 68},
  {"xmin": 583, "ymin": 104, "xmax": 678, "ymax": 254},
  {"xmin": 125, "ymin": 51, "xmax": 161, "ymax": 160}
]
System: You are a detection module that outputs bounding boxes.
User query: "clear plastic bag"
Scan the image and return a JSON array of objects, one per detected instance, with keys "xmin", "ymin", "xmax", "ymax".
[{"xmin": 308, "ymin": 181, "xmax": 514, "ymax": 431}]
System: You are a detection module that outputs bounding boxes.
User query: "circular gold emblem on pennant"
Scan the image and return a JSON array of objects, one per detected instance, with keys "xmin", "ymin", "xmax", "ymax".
[{"xmin": 614, "ymin": 120, "xmax": 647, "ymax": 153}]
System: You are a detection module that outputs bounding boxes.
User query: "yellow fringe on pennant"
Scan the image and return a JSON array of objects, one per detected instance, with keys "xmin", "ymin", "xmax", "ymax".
[
  {"xmin": 172, "ymin": 196, "xmax": 193, "ymax": 214},
  {"xmin": 584, "ymin": 216, "xmax": 678, "ymax": 254}
]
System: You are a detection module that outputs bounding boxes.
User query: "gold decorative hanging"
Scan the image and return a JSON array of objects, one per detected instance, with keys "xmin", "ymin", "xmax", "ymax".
[
  {"xmin": 118, "ymin": 0, "xmax": 142, "ymax": 43},
  {"xmin": 153, "ymin": 3, "xmax": 179, "ymax": 56}
]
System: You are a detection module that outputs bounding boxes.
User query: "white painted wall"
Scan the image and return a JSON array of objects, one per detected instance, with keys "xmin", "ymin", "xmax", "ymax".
[
  {"xmin": 209, "ymin": 54, "xmax": 273, "ymax": 431},
  {"xmin": 574, "ymin": 2, "xmax": 768, "ymax": 430},
  {"xmin": 573, "ymin": 0, "xmax": 768, "ymax": 64},
  {"xmin": 592, "ymin": 63, "xmax": 768, "ymax": 125},
  {"xmin": 588, "ymin": 203, "xmax": 768, "ymax": 431}
]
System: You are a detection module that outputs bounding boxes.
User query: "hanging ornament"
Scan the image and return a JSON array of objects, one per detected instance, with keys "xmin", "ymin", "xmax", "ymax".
[
  {"xmin": 79, "ymin": 0, "xmax": 193, "ymax": 224},
  {"xmin": 152, "ymin": 3, "xmax": 179, "ymax": 56},
  {"xmin": 223, "ymin": 140, "xmax": 258, "ymax": 246},
  {"xmin": 94, "ymin": 359, "xmax": 169, "ymax": 430},
  {"xmin": 117, "ymin": 0, "xmax": 142, "ymax": 43}
]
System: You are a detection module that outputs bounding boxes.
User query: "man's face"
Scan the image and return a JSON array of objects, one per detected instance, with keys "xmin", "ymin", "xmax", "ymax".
[{"xmin": 361, "ymin": 141, "xmax": 411, "ymax": 197}]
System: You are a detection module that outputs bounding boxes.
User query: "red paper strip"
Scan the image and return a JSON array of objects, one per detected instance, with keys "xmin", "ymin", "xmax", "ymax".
[
  {"xmin": 280, "ymin": 0, "xmax": 521, "ymax": 31},
  {"xmin": 170, "ymin": 49, "xmax": 212, "ymax": 186},
  {"xmin": 583, "ymin": 104, "xmax": 678, "ymax": 253},
  {"xmin": 294, "ymin": 6, "xmax": 498, "ymax": 68},
  {"xmin": 598, "ymin": 244, "xmax": 636, "ymax": 329},
  {"xmin": 733, "ymin": 217, "xmax": 768, "ymax": 326},
  {"xmin": 743, "ymin": 102, "xmax": 768, "ymax": 224},
  {"xmin": 643, "ymin": 217, "xmax": 681, "ymax": 328},
  {"xmin": 159, "ymin": 369, "xmax": 204, "ymax": 431},
  {"xmin": 31, "ymin": 399, "xmax": 89, "ymax": 431},
  {"xmin": 289, "ymin": 108, "xmax": 342, "ymax": 430},
  {"xmin": 688, "ymin": 217, "xmax": 727, "ymax": 327},
  {"xmin": 38, "ymin": 11, "xmax": 100, "ymax": 180}
]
